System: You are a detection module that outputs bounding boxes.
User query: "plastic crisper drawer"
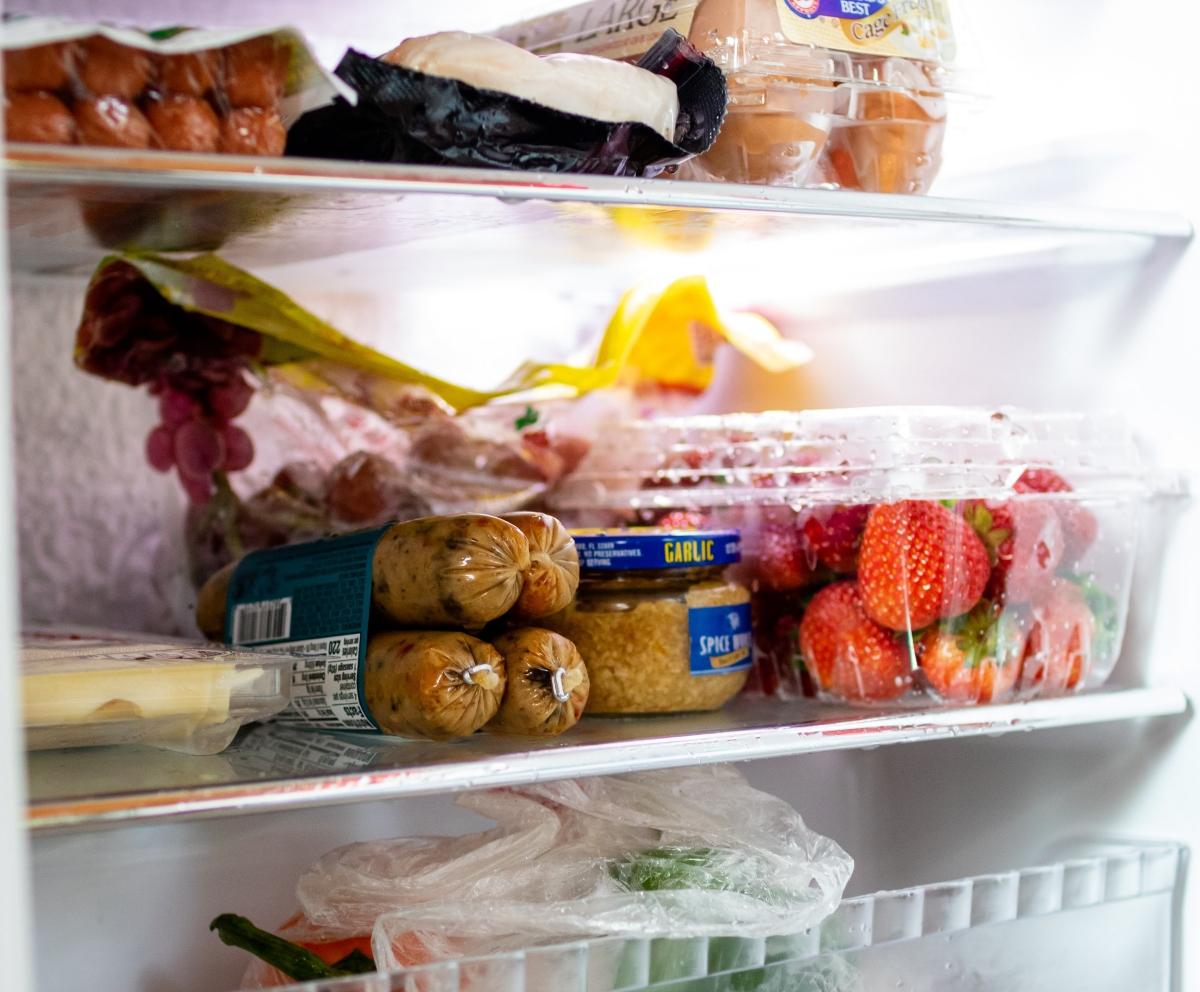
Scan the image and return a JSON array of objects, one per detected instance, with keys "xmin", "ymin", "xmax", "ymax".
[
  {"xmin": 22, "ymin": 628, "xmax": 291, "ymax": 754},
  {"xmin": 252, "ymin": 840, "xmax": 1183, "ymax": 992}
]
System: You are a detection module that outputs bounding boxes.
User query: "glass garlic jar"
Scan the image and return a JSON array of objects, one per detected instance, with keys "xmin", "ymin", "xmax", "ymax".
[{"xmin": 545, "ymin": 529, "xmax": 751, "ymax": 714}]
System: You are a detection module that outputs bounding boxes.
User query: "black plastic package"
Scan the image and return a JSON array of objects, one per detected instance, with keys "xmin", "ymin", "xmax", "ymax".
[{"xmin": 285, "ymin": 30, "xmax": 727, "ymax": 176}]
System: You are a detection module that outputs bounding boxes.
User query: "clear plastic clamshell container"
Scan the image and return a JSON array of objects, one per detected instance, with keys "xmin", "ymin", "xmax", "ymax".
[
  {"xmin": 249, "ymin": 839, "xmax": 1183, "ymax": 992},
  {"xmin": 495, "ymin": 0, "xmax": 965, "ymax": 193},
  {"xmin": 549, "ymin": 407, "xmax": 1186, "ymax": 708},
  {"xmin": 22, "ymin": 629, "xmax": 291, "ymax": 754}
]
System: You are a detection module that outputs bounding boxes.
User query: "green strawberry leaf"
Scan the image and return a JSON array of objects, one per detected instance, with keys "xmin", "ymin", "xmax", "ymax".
[
  {"xmin": 1065, "ymin": 573, "xmax": 1120, "ymax": 659},
  {"xmin": 514, "ymin": 405, "xmax": 539, "ymax": 430},
  {"xmin": 963, "ymin": 503, "xmax": 1010, "ymax": 566}
]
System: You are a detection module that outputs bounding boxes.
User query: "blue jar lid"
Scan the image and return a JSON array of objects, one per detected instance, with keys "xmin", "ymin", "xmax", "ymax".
[{"xmin": 571, "ymin": 528, "xmax": 741, "ymax": 572}]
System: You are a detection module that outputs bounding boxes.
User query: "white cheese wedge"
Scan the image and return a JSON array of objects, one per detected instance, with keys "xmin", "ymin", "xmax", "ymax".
[
  {"xmin": 22, "ymin": 662, "xmax": 260, "ymax": 727},
  {"xmin": 382, "ymin": 31, "xmax": 680, "ymax": 142}
]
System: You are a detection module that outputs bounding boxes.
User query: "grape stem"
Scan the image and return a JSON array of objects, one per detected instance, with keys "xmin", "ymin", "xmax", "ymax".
[{"xmin": 213, "ymin": 472, "xmax": 246, "ymax": 561}]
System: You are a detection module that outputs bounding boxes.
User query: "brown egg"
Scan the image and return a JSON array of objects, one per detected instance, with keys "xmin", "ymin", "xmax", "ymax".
[
  {"xmin": 146, "ymin": 94, "xmax": 219, "ymax": 152},
  {"xmin": 218, "ymin": 106, "xmax": 285, "ymax": 156},
  {"xmin": 4, "ymin": 42, "xmax": 76, "ymax": 92},
  {"xmin": 5, "ymin": 91, "xmax": 75, "ymax": 144},
  {"xmin": 74, "ymin": 96, "xmax": 153, "ymax": 148},
  {"xmin": 157, "ymin": 51, "xmax": 219, "ymax": 96},
  {"xmin": 77, "ymin": 36, "xmax": 151, "ymax": 99},
  {"xmin": 221, "ymin": 37, "xmax": 288, "ymax": 109}
]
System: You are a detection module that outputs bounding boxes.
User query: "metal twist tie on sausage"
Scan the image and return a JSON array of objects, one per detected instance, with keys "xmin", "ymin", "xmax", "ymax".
[
  {"xmin": 463, "ymin": 663, "xmax": 499, "ymax": 690},
  {"xmin": 551, "ymin": 666, "xmax": 570, "ymax": 704}
]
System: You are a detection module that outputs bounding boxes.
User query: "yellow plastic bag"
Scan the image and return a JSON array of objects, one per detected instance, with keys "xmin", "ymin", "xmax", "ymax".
[{"xmin": 77, "ymin": 253, "xmax": 811, "ymax": 415}]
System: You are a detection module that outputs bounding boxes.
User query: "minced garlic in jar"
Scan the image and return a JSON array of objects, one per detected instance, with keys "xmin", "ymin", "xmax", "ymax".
[{"xmin": 545, "ymin": 529, "xmax": 751, "ymax": 714}]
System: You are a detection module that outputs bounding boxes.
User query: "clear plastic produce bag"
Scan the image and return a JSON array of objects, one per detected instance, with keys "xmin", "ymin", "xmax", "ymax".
[{"xmin": 242, "ymin": 765, "xmax": 852, "ymax": 986}]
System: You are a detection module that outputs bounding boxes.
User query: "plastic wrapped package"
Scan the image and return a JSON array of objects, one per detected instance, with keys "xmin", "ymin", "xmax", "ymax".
[
  {"xmin": 502, "ymin": 512, "xmax": 581, "ymax": 621},
  {"xmin": 22, "ymin": 628, "xmax": 290, "ymax": 753},
  {"xmin": 221, "ymin": 765, "xmax": 851, "ymax": 986},
  {"xmin": 549, "ymin": 407, "xmax": 1187, "ymax": 706},
  {"xmin": 197, "ymin": 513, "xmax": 532, "ymax": 638},
  {"xmin": 72, "ymin": 254, "xmax": 807, "ymax": 589},
  {"xmin": 363, "ymin": 631, "xmax": 506, "ymax": 740},
  {"xmin": 497, "ymin": 0, "xmax": 965, "ymax": 193},
  {"xmin": 285, "ymin": 29, "xmax": 726, "ymax": 177},
  {"xmin": 487, "ymin": 628, "xmax": 589, "ymax": 736},
  {"xmin": 193, "ymin": 514, "xmax": 597, "ymax": 741},
  {"xmin": 223, "ymin": 839, "xmax": 1184, "ymax": 992},
  {"xmin": 1, "ymin": 17, "xmax": 348, "ymax": 154}
]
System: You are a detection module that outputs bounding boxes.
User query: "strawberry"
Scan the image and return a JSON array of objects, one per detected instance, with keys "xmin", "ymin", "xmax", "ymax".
[
  {"xmin": 1020, "ymin": 577, "xmax": 1096, "ymax": 694},
  {"xmin": 965, "ymin": 500, "xmax": 1064, "ymax": 604},
  {"xmin": 798, "ymin": 581, "xmax": 911, "ymax": 702},
  {"xmin": 917, "ymin": 601, "xmax": 1024, "ymax": 704},
  {"xmin": 1014, "ymin": 468, "xmax": 1098, "ymax": 560},
  {"xmin": 857, "ymin": 501, "xmax": 990, "ymax": 631},
  {"xmin": 802, "ymin": 504, "xmax": 870, "ymax": 573},
  {"xmin": 656, "ymin": 510, "xmax": 708, "ymax": 531},
  {"xmin": 751, "ymin": 520, "xmax": 813, "ymax": 592}
]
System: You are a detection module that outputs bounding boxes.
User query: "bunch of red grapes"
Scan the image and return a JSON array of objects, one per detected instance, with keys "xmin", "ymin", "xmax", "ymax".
[
  {"xmin": 144, "ymin": 368, "xmax": 255, "ymax": 503},
  {"xmin": 76, "ymin": 260, "xmax": 263, "ymax": 503}
]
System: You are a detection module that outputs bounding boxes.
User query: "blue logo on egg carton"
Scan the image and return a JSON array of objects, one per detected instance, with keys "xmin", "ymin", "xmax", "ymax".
[{"xmin": 784, "ymin": 0, "xmax": 887, "ymax": 19}]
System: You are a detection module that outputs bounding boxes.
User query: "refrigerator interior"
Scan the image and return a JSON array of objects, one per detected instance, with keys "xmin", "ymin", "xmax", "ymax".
[{"xmin": 3, "ymin": 0, "xmax": 1197, "ymax": 990}]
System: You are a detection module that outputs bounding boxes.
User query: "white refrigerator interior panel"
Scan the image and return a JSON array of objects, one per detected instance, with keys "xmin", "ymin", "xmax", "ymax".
[{"xmin": 7, "ymin": 0, "xmax": 1199, "ymax": 990}]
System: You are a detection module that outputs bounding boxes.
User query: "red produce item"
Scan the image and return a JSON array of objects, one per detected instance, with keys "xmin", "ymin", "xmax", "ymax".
[
  {"xmin": 206, "ymin": 375, "xmax": 254, "ymax": 421},
  {"xmin": 1015, "ymin": 468, "xmax": 1099, "ymax": 560},
  {"xmin": 966, "ymin": 500, "xmax": 1065, "ymax": 605},
  {"xmin": 222, "ymin": 425, "xmax": 255, "ymax": 471},
  {"xmin": 1021, "ymin": 578, "xmax": 1096, "ymax": 693},
  {"xmin": 145, "ymin": 425, "xmax": 174, "ymax": 471},
  {"xmin": 798, "ymin": 581, "xmax": 910, "ymax": 703},
  {"xmin": 751, "ymin": 520, "xmax": 812, "ymax": 593},
  {"xmin": 174, "ymin": 419, "xmax": 225, "ymax": 480},
  {"xmin": 858, "ymin": 500, "xmax": 989, "ymax": 631},
  {"xmin": 802, "ymin": 504, "xmax": 869, "ymax": 573},
  {"xmin": 159, "ymin": 387, "xmax": 201, "ymax": 428},
  {"xmin": 918, "ymin": 602, "xmax": 1023, "ymax": 704}
]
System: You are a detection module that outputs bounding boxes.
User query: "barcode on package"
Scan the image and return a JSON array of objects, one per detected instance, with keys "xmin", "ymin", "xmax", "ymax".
[{"xmin": 231, "ymin": 598, "xmax": 293, "ymax": 645}]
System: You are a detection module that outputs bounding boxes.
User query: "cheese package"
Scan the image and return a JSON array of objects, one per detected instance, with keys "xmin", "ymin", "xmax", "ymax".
[{"xmin": 21, "ymin": 629, "xmax": 291, "ymax": 754}]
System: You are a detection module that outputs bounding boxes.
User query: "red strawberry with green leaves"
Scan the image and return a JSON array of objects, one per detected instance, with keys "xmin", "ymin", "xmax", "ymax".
[
  {"xmin": 964, "ymin": 500, "xmax": 1064, "ymax": 604},
  {"xmin": 799, "ymin": 581, "xmax": 911, "ymax": 702},
  {"xmin": 857, "ymin": 500, "xmax": 990, "ymax": 631},
  {"xmin": 1020, "ymin": 577, "xmax": 1096, "ymax": 693},
  {"xmin": 1014, "ymin": 468, "xmax": 1098, "ymax": 560},
  {"xmin": 751, "ymin": 519, "xmax": 813, "ymax": 592},
  {"xmin": 802, "ymin": 504, "xmax": 870, "ymax": 573},
  {"xmin": 917, "ymin": 601, "xmax": 1024, "ymax": 704}
]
